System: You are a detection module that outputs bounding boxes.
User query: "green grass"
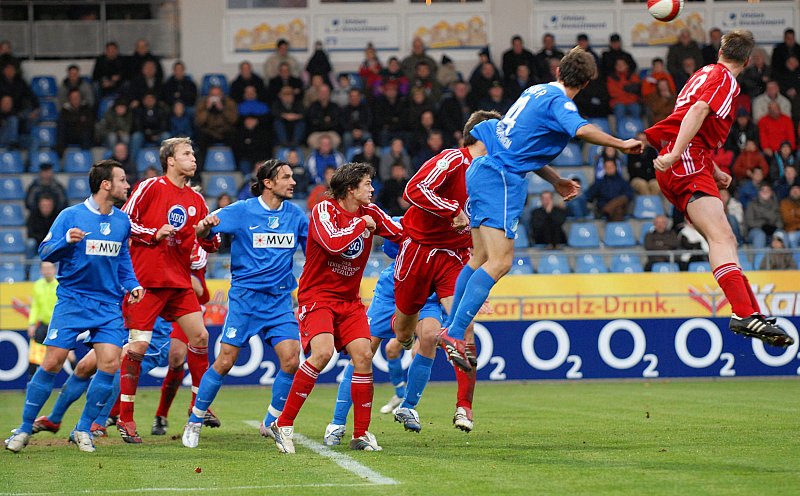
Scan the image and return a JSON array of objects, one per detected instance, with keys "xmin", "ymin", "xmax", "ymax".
[{"xmin": 1, "ymin": 379, "xmax": 800, "ymax": 495}]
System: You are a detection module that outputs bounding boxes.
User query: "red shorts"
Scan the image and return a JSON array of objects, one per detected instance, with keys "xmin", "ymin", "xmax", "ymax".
[
  {"xmin": 123, "ymin": 287, "xmax": 201, "ymax": 332},
  {"xmin": 297, "ymin": 300, "xmax": 369, "ymax": 355},
  {"xmin": 170, "ymin": 322, "xmax": 188, "ymax": 344},
  {"xmin": 393, "ymin": 237, "xmax": 469, "ymax": 315},
  {"xmin": 655, "ymin": 144, "xmax": 720, "ymax": 220}
]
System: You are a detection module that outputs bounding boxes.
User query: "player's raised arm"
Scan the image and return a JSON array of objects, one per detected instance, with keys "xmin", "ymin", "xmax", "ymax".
[
  {"xmin": 403, "ymin": 150, "xmax": 463, "ymax": 218},
  {"xmin": 575, "ymin": 123, "xmax": 644, "ymax": 155},
  {"xmin": 310, "ymin": 200, "xmax": 367, "ymax": 254},
  {"xmin": 38, "ymin": 210, "xmax": 76, "ymax": 262}
]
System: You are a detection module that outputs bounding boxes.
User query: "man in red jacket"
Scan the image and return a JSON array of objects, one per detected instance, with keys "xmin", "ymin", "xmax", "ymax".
[{"xmin": 758, "ymin": 101, "xmax": 796, "ymax": 158}]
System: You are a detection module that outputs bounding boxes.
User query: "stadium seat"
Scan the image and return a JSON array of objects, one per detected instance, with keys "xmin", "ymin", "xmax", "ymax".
[
  {"xmin": 136, "ymin": 148, "xmax": 160, "ymax": 173},
  {"xmin": 67, "ymin": 177, "xmax": 91, "ymax": 200},
  {"xmin": 363, "ymin": 257, "xmax": 384, "ymax": 278},
  {"xmin": 0, "ymin": 203, "xmax": 24, "ymax": 227},
  {"xmin": 201, "ymin": 73, "xmax": 229, "ymax": 95},
  {"xmin": 527, "ymin": 172, "xmax": 554, "ymax": 194},
  {"xmin": 31, "ymin": 76, "xmax": 57, "ymax": 98},
  {"xmin": 206, "ymin": 174, "xmax": 238, "ymax": 197},
  {"xmin": 610, "ymin": 254, "xmax": 644, "ymax": 273},
  {"xmin": 211, "ymin": 258, "xmax": 232, "ymax": 280},
  {"xmin": 343, "ymin": 72, "xmax": 362, "ymax": 89},
  {"xmin": 0, "ymin": 261, "xmax": 26, "ymax": 283},
  {"xmin": 575, "ymin": 254, "xmax": 608, "ymax": 274},
  {"xmin": 0, "ymin": 229, "xmax": 25, "ymax": 254},
  {"xmin": 752, "ymin": 252, "xmax": 764, "ymax": 270},
  {"xmin": 604, "ymin": 222, "xmax": 636, "ymax": 248},
  {"xmin": 97, "ymin": 97, "xmax": 115, "ymax": 120},
  {"xmin": 32, "ymin": 125, "xmax": 57, "ymax": 149},
  {"xmin": 738, "ymin": 259, "xmax": 753, "ymax": 271},
  {"xmin": 27, "ymin": 261, "xmax": 43, "ymax": 281},
  {"xmin": 688, "ymin": 261, "xmax": 711, "ymax": 272},
  {"xmin": 651, "ymin": 262, "xmax": 679, "ymax": 273},
  {"xmin": 639, "ymin": 220, "xmax": 654, "ymax": 245},
  {"xmin": 29, "ymin": 150, "xmax": 60, "ymax": 173},
  {"xmin": 587, "ymin": 144, "xmax": 604, "ymax": 164},
  {"xmin": 617, "ymin": 116, "xmax": 644, "ymax": 140},
  {"xmin": 0, "ymin": 150, "xmax": 24, "ymax": 174},
  {"xmin": 551, "ymin": 142, "xmax": 583, "ymax": 167},
  {"xmin": 567, "ymin": 222, "xmax": 600, "ymax": 248},
  {"xmin": 633, "ymin": 195, "xmax": 665, "ymax": 219},
  {"xmin": 345, "ymin": 146, "xmax": 362, "ymax": 162},
  {"xmin": 514, "ymin": 224, "xmax": 529, "ymax": 248},
  {"xmin": 204, "ymin": 146, "xmax": 236, "ymax": 172},
  {"xmin": 587, "ymin": 117, "xmax": 611, "ymax": 135},
  {"xmin": 275, "ymin": 147, "xmax": 304, "ymax": 165},
  {"xmin": 508, "ymin": 256, "xmax": 534, "ymax": 275},
  {"xmin": 536, "ymin": 253, "xmax": 571, "ymax": 274},
  {"xmin": 564, "ymin": 170, "xmax": 587, "ymax": 188},
  {"xmin": 38, "ymin": 99, "xmax": 59, "ymax": 122},
  {"xmin": 63, "ymin": 150, "xmax": 93, "ymax": 173},
  {"xmin": 0, "ymin": 177, "xmax": 24, "ymax": 200}
]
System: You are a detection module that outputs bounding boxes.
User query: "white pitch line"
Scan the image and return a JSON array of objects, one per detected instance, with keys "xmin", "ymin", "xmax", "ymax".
[{"xmin": 243, "ymin": 420, "xmax": 399, "ymax": 486}]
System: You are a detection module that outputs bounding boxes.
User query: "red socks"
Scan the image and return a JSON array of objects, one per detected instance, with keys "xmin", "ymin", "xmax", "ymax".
[
  {"xmin": 714, "ymin": 263, "xmax": 758, "ymax": 316},
  {"xmin": 276, "ymin": 362, "xmax": 320, "ymax": 427},
  {"xmin": 351, "ymin": 373, "xmax": 374, "ymax": 439},
  {"xmin": 155, "ymin": 366, "xmax": 184, "ymax": 418},
  {"xmin": 187, "ymin": 345, "xmax": 209, "ymax": 408},
  {"xmin": 119, "ymin": 350, "xmax": 144, "ymax": 423},
  {"xmin": 455, "ymin": 367, "xmax": 476, "ymax": 409}
]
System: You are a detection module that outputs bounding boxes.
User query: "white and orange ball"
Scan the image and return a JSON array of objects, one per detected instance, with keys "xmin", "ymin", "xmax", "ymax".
[{"xmin": 647, "ymin": 0, "xmax": 684, "ymax": 22}]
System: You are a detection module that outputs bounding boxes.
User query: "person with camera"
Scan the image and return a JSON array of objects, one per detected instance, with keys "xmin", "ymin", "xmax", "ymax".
[{"xmin": 194, "ymin": 85, "xmax": 238, "ymax": 173}]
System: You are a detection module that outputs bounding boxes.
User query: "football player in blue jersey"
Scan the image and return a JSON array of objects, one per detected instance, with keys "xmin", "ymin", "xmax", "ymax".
[
  {"xmin": 182, "ymin": 159, "xmax": 309, "ymax": 448},
  {"xmin": 5, "ymin": 160, "xmax": 144, "ymax": 453},
  {"xmin": 438, "ymin": 47, "xmax": 644, "ymax": 365}
]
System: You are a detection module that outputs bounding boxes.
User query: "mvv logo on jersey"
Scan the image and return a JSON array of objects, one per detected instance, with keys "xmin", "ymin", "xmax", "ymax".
[
  {"xmin": 253, "ymin": 233, "xmax": 295, "ymax": 248},
  {"xmin": 85, "ymin": 240, "xmax": 122, "ymax": 256}
]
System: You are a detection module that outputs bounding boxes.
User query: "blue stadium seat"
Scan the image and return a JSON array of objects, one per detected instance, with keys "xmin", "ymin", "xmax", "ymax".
[
  {"xmin": 639, "ymin": 220, "xmax": 654, "ymax": 245},
  {"xmin": 651, "ymin": 262, "xmax": 679, "ymax": 273},
  {"xmin": 204, "ymin": 146, "xmax": 236, "ymax": 172},
  {"xmin": 31, "ymin": 76, "xmax": 57, "ymax": 98},
  {"xmin": 0, "ymin": 178, "xmax": 24, "ymax": 200},
  {"xmin": 363, "ymin": 257, "xmax": 384, "ymax": 278},
  {"xmin": 610, "ymin": 254, "xmax": 644, "ymax": 273},
  {"xmin": 587, "ymin": 117, "xmax": 611, "ymax": 135},
  {"xmin": 537, "ymin": 253, "xmax": 571, "ymax": 274},
  {"xmin": 508, "ymin": 256, "xmax": 534, "ymax": 275},
  {"xmin": 27, "ymin": 260, "xmax": 43, "ymax": 281},
  {"xmin": 752, "ymin": 252, "xmax": 764, "ymax": 270},
  {"xmin": 575, "ymin": 254, "xmax": 608, "ymax": 274},
  {"xmin": 29, "ymin": 150, "xmax": 60, "ymax": 173},
  {"xmin": 206, "ymin": 174, "xmax": 238, "ymax": 197},
  {"xmin": 211, "ymin": 259, "xmax": 232, "ymax": 280},
  {"xmin": 38, "ymin": 99, "xmax": 59, "ymax": 122},
  {"xmin": 64, "ymin": 150, "xmax": 93, "ymax": 173},
  {"xmin": 275, "ymin": 147, "xmax": 304, "ymax": 165},
  {"xmin": 201, "ymin": 73, "xmax": 229, "ymax": 95},
  {"xmin": 0, "ymin": 204, "xmax": 24, "ymax": 227},
  {"xmin": 688, "ymin": 261, "xmax": 711, "ymax": 272},
  {"xmin": 588, "ymin": 144, "xmax": 604, "ymax": 163},
  {"xmin": 737, "ymin": 249, "xmax": 751, "ymax": 265},
  {"xmin": 32, "ymin": 125, "xmax": 57, "ymax": 149},
  {"xmin": 564, "ymin": 170, "xmax": 587, "ymax": 188},
  {"xmin": 604, "ymin": 222, "xmax": 636, "ymax": 247},
  {"xmin": 633, "ymin": 195, "xmax": 665, "ymax": 219},
  {"xmin": 346, "ymin": 73, "xmax": 362, "ymax": 88},
  {"xmin": 0, "ymin": 261, "xmax": 26, "ymax": 283},
  {"xmin": 67, "ymin": 177, "xmax": 91, "ymax": 200},
  {"xmin": 617, "ymin": 116, "xmax": 644, "ymax": 140},
  {"xmin": 345, "ymin": 146, "xmax": 362, "ymax": 162},
  {"xmin": 97, "ymin": 97, "xmax": 115, "ymax": 119},
  {"xmin": 551, "ymin": 142, "xmax": 583, "ymax": 167},
  {"xmin": 0, "ymin": 229, "xmax": 25, "ymax": 254},
  {"xmin": 739, "ymin": 259, "xmax": 754, "ymax": 271},
  {"xmin": 567, "ymin": 222, "xmax": 600, "ymax": 248},
  {"xmin": 527, "ymin": 172, "xmax": 554, "ymax": 194},
  {"xmin": 514, "ymin": 224, "xmax": 529, "ymax": 248},
  {"xmin": 136, "ymin": 148, "xmax": 160, "ymax": 173},
  {"xmin": 0, "ymin": 150, "xmax": 24, "ymax": 174}
]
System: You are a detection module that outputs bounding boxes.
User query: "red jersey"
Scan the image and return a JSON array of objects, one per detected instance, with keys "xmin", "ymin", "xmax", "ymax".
[
  {"xmin": 402, "ymin": 147, "xmax": 472, "ymax": 250},
  {"xmin": 298, "ymin": 199, "xmax": 402, "ymax": 305},
  {"xmin": 646, "ymin": 64, "xmax": 739, "ymax": 153},
  {"xmin": 122, "ymin": 176, "xmax": 219, "ymax": 289},
  {"xmin": 190, "ymin": 242, "xmax": 210, "ymax": 306}
]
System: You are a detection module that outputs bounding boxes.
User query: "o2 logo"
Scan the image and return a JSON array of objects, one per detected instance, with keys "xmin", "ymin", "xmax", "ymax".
[
  {"xmin": 167, "ymin": 205, "xmax": 188, "ymax": 230},
  {"xmin": 341, "ymin": 236, "xmax": 364, "ymax": 259}
]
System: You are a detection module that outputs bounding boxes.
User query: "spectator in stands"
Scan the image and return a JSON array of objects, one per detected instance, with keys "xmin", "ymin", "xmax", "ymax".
[
  {"xmin": 230, "ymin": 61, "xmax": 266, "ymax": 104},
  {"xmin": 125, "ymin": 39, "xmax": 163, "ymax": 83},
  {"xmin": 410, "ymin": 109, "xmax": 436, "ymax": 157},
  {"xmin": 411, "ymin": 61, "xmax": 442, "ymax": 103},
  {"xmin": 775, "ymin": 55, "xmax": 800, "ymax": 100},
  {"xmin": 436, "ymin": 55, "xmax": 460, "ymax": 93},
  {"xmin": 237, "ymin": 85, "xmax": 270, "ymax": 119},
  {"xmin": 401, "ymin": 37, "xmax": 437, "ymax": 80},
  {"xmin": 130, "ymin": 91, "xmax": 170, "ymax": 164},
  {"xmin": 0, "ymin": 94, "xmax": 19, "ymax": 149},
  {"xmin": 645, "ymin": 78, "xmax": 675, "ymax": 127},
  {"xmin": 377, "ymin": 57, "xmax": 409, "ymax": 96},
  {"xmin": 601, "ymin": 33, "xmax": 636, "ymax": 77},
  {"xmin": 133, "ymin": 165, "xmax": 159, "ymax": 191},
  {"xmin": 724, "ymin": 108, "xmax": 759, "ymax": 162},
  {"xmin": 644, "ymin": 214, "xmax": 680, "ymax": 271},
  {"xmin": 169, "ymin": 101, "xmax": 194, "ymax": 138},
  {"xmin": 306, "ymin": 84, "xmax": 342, "ymax": 148},
  {"xmin": 379, "ymin": 162, "xmax": 410, "ymax": 217},
  {"xmin": 307, "ymin": 133, "xmax": 344, "ymax": 184},
  {"xmin": 404, "ymin": 87, "xmax": 435, "ymax": 148},
  {"xmin": 272, "ymin": 85, "xmax": 306, "ymax": 148},
  {"xmin": 678, "ymin": 221, "xmax": 709, "ymax": 270},
  {"xmin": 56, "ymin": 89, "xmax": 93, "ymax": 154},
  {"xmin": 438, "ymin": 80, "xmax": 472, "ymax": 147},
  {"xmin": 672, "ymin": 57, "xmax": 697, "ymax": 93},
  {"xmin": 731, "ymin": 139, "xmax": 769, "ymax": 181},
  {"xmin": 469, "ymin": 60, "xmax": 502, "ymax": 107},
  {"xmin": 702, "ymin": 28, "xmax": 722, "ymax": 66},
  {"xmin": 585, "ymin": 159, "xmax": 633, "ymax": 222},
  {"xmin": 127, "ymin": 59, "xmax": 163, "ymax": 108},
  {"xmin": 744, "ymin": 183, "xmax": 783, "ymax": 248},
  {"xmin": 607, "ymin": 58, "xmax": 641, "ymax": 125},
  {"xmin": 758, "ymin": 101, "xmax": 796, "ymax": 158},
  {"xmin": 307, "ymin": 165, "xmax": 334, "ymax": 211},
  {"xmin": 502, "ymin": 35, "xmax": 537, "ymax": 85},
  {"xmin": 194, "ymin": 85, "xmax": 238, "ymax": 170},
  {"xmin": 478, "ymin": 81, "xmax": 511, "ymax": 115},
  {"xmin": 573, "ymin": 70, "xmax": 610, "ymax": 119},
  {"xmin": 529, "ymin": 191, "xmax": 567, "ymax": 249},
  {"xmin": 593, "ymin": 146, "xmax": 623, "ymax": 180},
  {"xmin": 26, "ymin": 193, "xmax": 57, "ymax": 255},
  {"xmin": 92, "ymin": 41, "xmax": 124, "ymax": 98},
  {"xmin": 379, "ymin": 137, "xmax": 411, "ymax": 182},
  {"xmin": 739, "ymin": 166, "xmax": 766, "ymax": 209},
  {"xmin": 774, "ymin": 162, "xmax": 799, "ymax": 201},
  {"xmin": 25, "ymin": 163, "xmax": 66, "ymax": 213},
  {"xmin": 412, "ymin": 130, "xmax": 444, "ymax": 171},
  {"xmin": 0, "ymin": 62, "xmax": 39, "ymax": 131},
  {"xmin": 627, "ymin": 133, "xmax": 660, "ymax": 196},
  {"xmin": 576, "ymin": 33, "xmax": 601, "ymax": 69},
  {"xmin": 353, "ymin": 138, "xmax": 380, "ymax": 173},
  {"xmin": 505, "ymin": 64, "xmax": 535, "ymax": 102},
  {"xmin": 372, "ymin": 81, "xmax": 406, "ymax": 146},
  {"xmin": 233, "ymin": 114, "xmax": 271, "ymax": 176},
  {"xmin": 303, "ymin": 74, "xmax": 328, "ymax": 108},
  {"xmin": 286, "ymin": 148, "xmax": 310, "ymax": 197},
  {"xmin": 752, "ymin": 80, "xmax": 791, "ymax": 123},
  {"xmin": 771, "ymin": 29, "xmax": 800, "ymax": 81},
  {"xmin": 667, "ymin": 28, "xmax": 703, "ymax": 78},
  {"xmin": 331, "ymin": 73, "xmax": 353, "ymax": 108},
  {"xmin": 760, "ymin": 231, "xmax": 796, "ymax": 270},
  {"xmin": 738, "ymin": 48, "xmax": 771, "ymax": 100},
  {"xmin": 161, "ymin": 61, "xmax": 198, "ymax": 110},
  {"xmin": 535, "ymin": 33, "xmax": 563, "ymax": 80},
  {"xmin": 641, "ymin": 58, "xmax": 675, "ymax": 100},
  {"xmin": 268, "ymin": 62, "xmax": 304, "ymax": 106},
  {"xmin": 238, "ymin": 162, "xmax": 259, "ymax": 201},
  {"xmin": 359, "ymin": 43, "xmax": 383, "ymax": 98},
  {"xmin": 110, "ymin": 141, "xmax": 135, "ymax": 180},
  {"xmin": 95, "ymin": 96, "xmax": 132, "ymax": 148},
  {"xmin": 57, "ymin": 64, "xmax": 95, "ymax": 109},
  {"xmin": 780, "ymin": 184, "xmax": 800, "ymax": 248},
  {"xmin": 215, "ymin": 193, "xmax": 234, "ymax": 254},
  {"xmin": 340, "ymin": 88, "xmax": 373, "ymax": 150},
  {"xmin": 720, "ymin": 189, "xmax": 744, "ymax": 245},
  {"xmin": 0, "ymin": 40, "xmax": 21, "ymax": 74},
  {"xmin": 770, "ymin": 141, "xmax": 797, "ymax": 183},
  {"xmin": 306, "ymin": 40, "xmax": 333, "ymax": 88},
  {"xmin": 263, "ymin": 38, "xmax": 300, "ymax": 80}
]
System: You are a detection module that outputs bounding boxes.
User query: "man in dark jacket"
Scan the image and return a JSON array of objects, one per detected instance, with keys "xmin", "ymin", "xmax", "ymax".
[
  {"xmin": 585, "ymin": 159, "xmax": 634, "ymax": 221},
  {"xmin": 644, "ymin": 214, "xmax": 680, "ymax": 271}
]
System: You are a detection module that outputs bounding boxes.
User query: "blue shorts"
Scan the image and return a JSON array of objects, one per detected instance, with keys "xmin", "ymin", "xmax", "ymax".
[
  {"xmin": 141, "ymin": 318, "xmax": 172, "ymax": 372},
  {"xmin": 367, "ymin": 294, "xmax": 445, "ymax": 341},
  {"xmin": 221, "ymin": 287, "xmax": 300, "ymax": 348},
  {"xmin": 466, "ymin": 155, "xmax": 527, "ymax": 239},
  {"xmin": 45, "ymin": 293, "xmax": 125, "ymax": 350}
]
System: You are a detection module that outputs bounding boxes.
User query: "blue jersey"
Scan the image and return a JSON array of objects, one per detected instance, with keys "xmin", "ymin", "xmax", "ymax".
[
  {"xmin": 39, "ymin": 197, "xmax": 140, "ymax": 304},
  {"xmin": 471, "ymin": 82, "xmax": 589, "ymax": 175},
  {"xmin": 210, "ymin": 197, "xmax": 309, "ymax": 293}
]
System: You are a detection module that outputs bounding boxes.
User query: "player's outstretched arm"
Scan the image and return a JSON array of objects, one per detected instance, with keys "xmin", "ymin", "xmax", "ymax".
[
  {"xmin": 653, "ymin": 101, "xmax": 710, "ymax": 172},
  {"xmin": 575, "ymin": 123, "xmax": 644, "ymax": 156},
  {"xmin": 194, "ymin": 214, "xmax": 220, "ymax": 239},
  {"xmin": 534, "ymin": 165, "xmax": 581, "ymax": 201}
]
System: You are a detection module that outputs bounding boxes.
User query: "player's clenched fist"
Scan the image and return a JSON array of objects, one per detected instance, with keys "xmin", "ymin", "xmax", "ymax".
[
  {"xmin": 361, "ymin": 215, "xmax": 376, "ymax": 232},
  {"xmin": 194, "ymin": 214, "xmax": 220, "ymax": 238},
  {"xmin": 653, "ymin": 151, "xmax": 680, "ymax": 172},
  {"xmin": 66, "ymin": 228, "xmax": 87, "ymax": 244},
  {"xmin": 128, "ymin": 287, "xmax": 144, "ymax": 304},
  {"xmin": 452, "ymin": 209, "xmax": 469, "ymax": 230},
  {"xmin": 155, "ymin": 223, "xmax": 176, "ymax": 241},
  {"xmin": 619, "ymin": 139, "xmax": 645, "ymax": 155}
]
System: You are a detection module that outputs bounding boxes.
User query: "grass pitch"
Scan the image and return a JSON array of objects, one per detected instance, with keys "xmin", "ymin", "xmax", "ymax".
[{"xmin": 1, "ymin": 379, "xmax": 799, "ymax": 495}]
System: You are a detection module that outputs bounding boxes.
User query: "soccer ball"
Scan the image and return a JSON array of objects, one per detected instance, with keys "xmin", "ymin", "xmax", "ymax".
[{"xmin": 647, "ymin": 0, "xmax": 684, "ymax": 22}]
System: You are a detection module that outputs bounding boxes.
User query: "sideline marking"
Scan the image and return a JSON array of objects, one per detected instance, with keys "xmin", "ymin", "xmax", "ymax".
[{"xmin": 243, "ymin": 420, "xmax": 399, "ymax": 486}]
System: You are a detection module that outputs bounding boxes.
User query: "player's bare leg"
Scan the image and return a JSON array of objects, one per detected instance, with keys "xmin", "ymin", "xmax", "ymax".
[
  {"xmin": 34, "ymin": 350, "xmax": 97, "ymax": 435},
  {"xmin": 151, "ymin": 338, "xmax": 187, "ymax": 435},
  {"xmin": 688, "ymin": 196, "xmax": 793, "ymax": 347},
  {"xmin": 345, "ymin": 337, "xmax": 381, "ymax": 450}
]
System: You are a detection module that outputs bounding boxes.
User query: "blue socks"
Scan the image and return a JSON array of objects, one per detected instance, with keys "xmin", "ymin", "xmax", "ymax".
[
  {"xmin": 264, "ymin": 369, "xmax": 294, "ymax": 426},
  {"xmin": 188, "ymin": 367, "xmax": 224, "ymax": 424},
  {"xmin": 401, "ymin": 354, "xmax": 434, "ymax": 409},
  {"xmin": 448, "ymin": 268, "xmax": 496, "ymax": 340},
  {"xmin": 331, "ymin": 363, "xmax": 354, "ymax": 426},
  {"xmin": 94, "ymin": 370, "xmax": 120, "ymax": 426},
  {"xmin": 444, "ymin": 265, "xmax": 475, "ymax": 328},
  {"xmin": 387, "ymin": 357, "xmax": 406, "ymax": 398},
  {"xmin": 48, "ymin": 373, "xmax": 91, "ymax": 424},
  {"xmin": 20, "ymin": 368, "xmax": 57, "ymax": 434},
  {"xmin": 76, "ymin": 370, "xmax": 115, "ymax": 432}
]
